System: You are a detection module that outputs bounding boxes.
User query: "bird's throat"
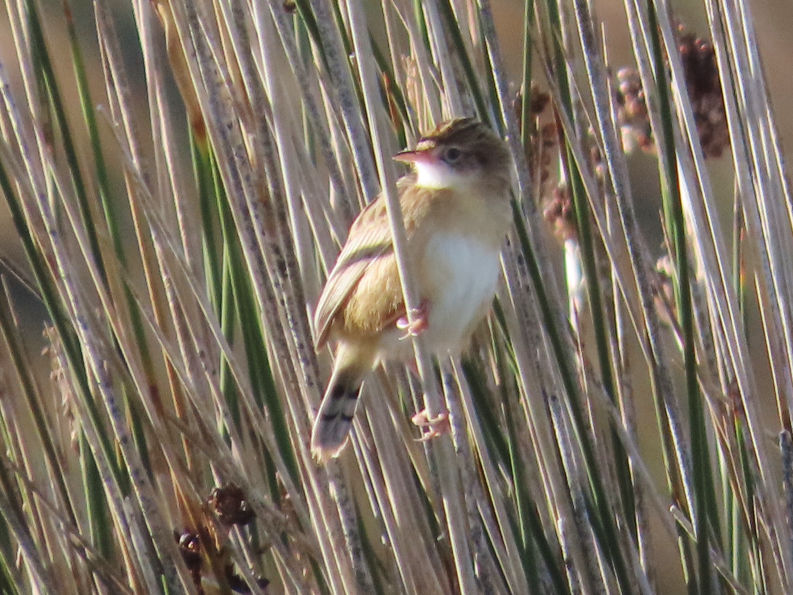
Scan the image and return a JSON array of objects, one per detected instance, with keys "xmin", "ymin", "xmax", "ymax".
[{"xmin": 414, "ymin": 161, "xmax": 466, "ymax": 189}]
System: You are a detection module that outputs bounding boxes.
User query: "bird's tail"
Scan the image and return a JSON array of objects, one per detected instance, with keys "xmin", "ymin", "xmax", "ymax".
[{"xmin": 311, "ymin": 344, "xmax": 374, "ymax": 462}]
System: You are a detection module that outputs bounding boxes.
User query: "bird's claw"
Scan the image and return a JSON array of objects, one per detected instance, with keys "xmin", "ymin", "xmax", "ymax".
[
  {"xmin": 397, "ymin": 302, "xmax": 429, "ymax": 340},
  {"xmin": 411, "ymin": 409, "xmax": 450, "ymax": 441}
]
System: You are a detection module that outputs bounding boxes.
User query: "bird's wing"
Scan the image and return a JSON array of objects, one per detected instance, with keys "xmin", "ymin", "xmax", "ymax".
[
  {"xmin": 313, "ymin": 196, "xmax": 394, "ymax": 348},
  {"xmin": 313, "ymin": 180, "xmax": 449, "ymax": 348}
]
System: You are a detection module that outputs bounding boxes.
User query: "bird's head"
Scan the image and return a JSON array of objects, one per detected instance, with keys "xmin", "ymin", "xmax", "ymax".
[{"xmin": 394, "ymin": 118, "xmax": 511, "ymax": 192}]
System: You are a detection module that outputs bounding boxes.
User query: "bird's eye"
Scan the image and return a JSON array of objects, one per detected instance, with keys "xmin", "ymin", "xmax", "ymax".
[{"xmin": 443, "ymin": 147, "xmax": 462, "ymax": 163}]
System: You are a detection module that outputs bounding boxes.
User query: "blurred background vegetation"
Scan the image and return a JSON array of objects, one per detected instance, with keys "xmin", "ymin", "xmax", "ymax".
[{"xmin": 1, "ymin": 0, "xmax": 792, "ymax": 593}]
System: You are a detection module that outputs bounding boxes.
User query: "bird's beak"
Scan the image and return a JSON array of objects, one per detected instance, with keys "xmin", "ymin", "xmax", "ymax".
[{"xmin": 393, "ymin": 149, "xmax": 434, "ymax": 164}]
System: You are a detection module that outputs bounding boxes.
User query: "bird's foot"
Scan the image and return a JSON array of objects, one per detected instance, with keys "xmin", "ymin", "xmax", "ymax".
[
  {"xmin": 397, "ymin": 301, "xmax": 429, "ymax": 339},
  {"xmin": 411, "ymin": 409, "xmax": 450, "ymax": 441}
]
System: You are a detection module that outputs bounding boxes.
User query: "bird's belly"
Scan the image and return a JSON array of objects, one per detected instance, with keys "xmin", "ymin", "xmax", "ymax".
[
  {"xmin": 421, "ymin": 232, "xmax": 501, "ymax": 353},
  {"xmin": 375, "ymin": 232, "xmax": 502, "ymax": 361}
]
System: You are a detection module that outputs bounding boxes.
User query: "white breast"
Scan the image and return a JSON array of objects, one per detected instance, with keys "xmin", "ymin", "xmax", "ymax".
[{"xmin": 422, "ymin": 232, "xmax": 501, "ymax": 353}]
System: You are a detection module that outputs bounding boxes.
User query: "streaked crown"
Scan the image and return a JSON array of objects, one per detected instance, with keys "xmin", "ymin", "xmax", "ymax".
[{"xmin": 409, "ymin": 118, "xmax": 511, "ymax": 190}]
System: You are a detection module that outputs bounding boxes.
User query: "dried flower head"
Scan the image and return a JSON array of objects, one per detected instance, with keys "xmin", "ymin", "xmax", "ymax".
[
  {"xmin": 613, "ymin": 26, "xmax": 729, "ymax": 159},
  {"xmin": 678, "ymin": 28, "xmax": 729, "ymax": 158},
  {"xmin": 210, "ymin": 483, "xmax": 256, "ymax": 526},
  {"xmin": 615, "ymin": 67, "xmax": 654, "ymax": 154},
  {"xmin": 514, "ymin": 83, "xmax": 558, "ymax": 193},
  {"xmin": 543, "ymin": 185, "xmax": 577, "ymax": 242},
  {"xmin": 175, "ymin": 529, "xmax": 203, "ymax": 591}
]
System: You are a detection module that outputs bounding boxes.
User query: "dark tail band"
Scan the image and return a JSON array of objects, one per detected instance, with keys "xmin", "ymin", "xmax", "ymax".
[{"xmin": 310, "ymin": 370, "xmax": 363, "ymax": 462}]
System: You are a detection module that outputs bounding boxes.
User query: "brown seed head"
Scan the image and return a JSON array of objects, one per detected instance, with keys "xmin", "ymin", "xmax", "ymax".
[
  {"xmin": 210, "ymin": 483, "xmax": 256, "ymax": 526},
  {"xmin": 678, "ymin": 30, "xmax": 729, "ymax": 158}
]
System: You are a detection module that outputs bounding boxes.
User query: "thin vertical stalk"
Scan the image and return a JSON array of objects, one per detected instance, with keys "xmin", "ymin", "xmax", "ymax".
[{"xmin": 345, "ymin": 0, "xmax": 477, "ymax": 591}]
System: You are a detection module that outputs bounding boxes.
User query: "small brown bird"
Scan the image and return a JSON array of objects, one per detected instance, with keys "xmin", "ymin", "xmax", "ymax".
[{"xmin": 311, "ymin": 118, "xmax": 512, "ymax": 461}]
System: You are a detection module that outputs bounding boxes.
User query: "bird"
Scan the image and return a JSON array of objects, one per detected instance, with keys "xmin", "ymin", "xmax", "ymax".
[{"xmin": 310, "ymin": 118, "xmax": 512, "ymax": 462}]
